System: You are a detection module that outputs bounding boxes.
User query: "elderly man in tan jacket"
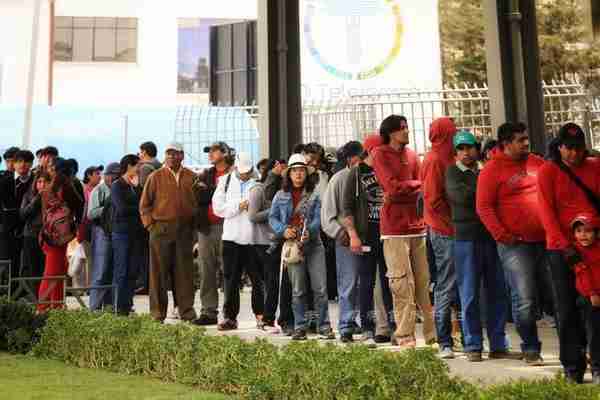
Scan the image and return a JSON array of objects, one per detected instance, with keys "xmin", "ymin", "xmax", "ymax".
[{"xmin": 140, "ymin": 142, "xmax": 199, "ymax": 323}]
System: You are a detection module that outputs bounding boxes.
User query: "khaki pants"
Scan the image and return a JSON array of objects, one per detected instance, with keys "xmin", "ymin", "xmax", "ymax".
[
  {"xmin": 383, "ymin": 237, "xmax": 435, "ymax": 342},
  {"xmin": 149, "ymin": 221, "xmax": 197, "ymax": 322}
]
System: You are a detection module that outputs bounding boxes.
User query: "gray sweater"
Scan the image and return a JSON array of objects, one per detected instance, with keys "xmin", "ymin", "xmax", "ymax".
[
  {"xmin": 247, "ymin": 182, "xmax": 273, "ymax": 245},
  {"xmin": 320, "ymin": 168, "xmax": 350, "ymax": 240}
]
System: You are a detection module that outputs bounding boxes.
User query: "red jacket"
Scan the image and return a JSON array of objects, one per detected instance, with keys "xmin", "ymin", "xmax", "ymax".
[
  {"xmin": 575, "ymin": 242, "xmax": 600, "ymax": 297},
  {"xmin": 476, "ymin": 152, "xmax": 545, "ymax": 244},
  {"xmin": 372, "ymin": 144, "xmax": 425, "ymax": 236},
  {"xmin": 537, "ymin": 158, "xmax": 600, "ymax": 250},
  {"xmin": 421, "ymin": 117, "xmax": 456, "ymax": 236}
]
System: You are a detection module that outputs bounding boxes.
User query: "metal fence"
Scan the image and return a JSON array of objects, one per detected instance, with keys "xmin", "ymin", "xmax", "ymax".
[{"xmin": 175, "ymin": 80, "xmax": 600, "ymax": 161}]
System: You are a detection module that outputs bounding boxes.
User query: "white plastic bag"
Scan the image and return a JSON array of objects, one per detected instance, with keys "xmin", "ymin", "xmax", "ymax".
[{"xmin": 68, "ymin": 242, "xmax": 87, "ymax": 278}]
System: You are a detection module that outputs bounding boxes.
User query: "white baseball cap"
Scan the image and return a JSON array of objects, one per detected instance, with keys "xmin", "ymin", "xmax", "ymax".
[
  {"xmin": 165, "ymin": 142, "xmax": 184, "ymax": 153},
  {"xmin": 236, "ymin": 152, "xmax": 253, "ymax": 174}
]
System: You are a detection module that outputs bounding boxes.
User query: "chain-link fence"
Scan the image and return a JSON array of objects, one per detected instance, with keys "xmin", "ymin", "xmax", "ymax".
[{"xmin": 175, "ymin": 80, "xmax": 600, "ymax": 161}]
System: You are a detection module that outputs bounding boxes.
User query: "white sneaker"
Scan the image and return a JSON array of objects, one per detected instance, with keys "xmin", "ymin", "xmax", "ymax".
[
  {"xmin": 168, "ymin": 307, "xmax": 180, "ymax": 320},
  {"xmin": 438, "ymin": 347, "xmax": 455, "ymax": 359}
]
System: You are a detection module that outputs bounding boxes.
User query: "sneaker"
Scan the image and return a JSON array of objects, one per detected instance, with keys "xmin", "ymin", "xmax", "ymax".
[
  {"xmin": 374, "ymin": 335, "xmax": 391, "ymax": 344},
  {"xmin": 488, "ymin": 350, "xmax": 523, "ymax": 360},
  {"xmin": 292, "ymin": 329, "xmax": 307, "ymax": 340},
  {"xmin": 256, "ymin": 316, "xmax": 265, "ymax": 330},
  {"xmin": 523, "ymin": 352, "xmax": 544, "ymax": 366},
  {"xmin": 168, "ymin": 307, "xmax": 180, "ymax": 320},
  {"xmin": 193, "ymin": 314, "xmax": 218, "ymax": 326},
  {"xmin": 217, "ymin": 319, "xmax": 238, "ymax": 331},
  {"xmin": 319, "ymin": 329, "xmax": 336, "ymax": 340},
  {"xmin": 438, "ymin": 347, "xmax": 455, "ymax": 359},
  {"xmin": 466, "ymin": 352, "xmax": 483, "ymax": 362},
  {"xmin": 340, "ymin": 333, "xmax": 354, "ymax": 343}
]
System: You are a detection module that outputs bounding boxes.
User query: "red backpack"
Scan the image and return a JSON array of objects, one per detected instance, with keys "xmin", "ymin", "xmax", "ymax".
[{"xmin": 40, "ymin": 190, "xmax": 75, "ymax": 247}]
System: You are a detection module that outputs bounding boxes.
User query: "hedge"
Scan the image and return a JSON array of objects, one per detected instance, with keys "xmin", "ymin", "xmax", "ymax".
[{"xmin": 2, "ymin": 299, "xmax": 600, "ymax": 399}]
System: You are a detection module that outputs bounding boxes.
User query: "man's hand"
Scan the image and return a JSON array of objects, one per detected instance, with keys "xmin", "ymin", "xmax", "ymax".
[
  {"xmin": 349, "ymin": 232, "xmax": 363, "ymax": 254},
  {"xmin": 591, "ymin": 295, "xmax": 600, "ymax": 307},
  {"xmin": 284, "ymin": 227, "xmax": 297, "ymax": 240},
  {"xmin": 239, "ymin": 200, "xmax": 249, "ymax": 212}
]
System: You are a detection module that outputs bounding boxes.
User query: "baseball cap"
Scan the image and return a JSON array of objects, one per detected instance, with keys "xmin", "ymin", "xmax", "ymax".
[
  {"xmin": 363, "ymin": 134, "xmax": 383, "ymax": 154},
  {"xmin": 558, "ymin": 122, "xmax": 586, "ymax": 148},
  {"xmin": 236, "ymin": 152, "xmax": 253, "ymax": 174},
  {"xmin": 453, "ymin": 130, "xmax": 477, "ymax": 148},
  {"xmin": 571, "ymin": 213, "xmax": 600, "ymax": 230},
  {"xmin": 203, "ymin": 141, "xmax": 232, "ymax": 156},
  {"xmin": 104, "ymin": 162, "xmax": 121, "ymax": 177},
  {"xmin": 84, "ymin": 165, "xmax": 104, "ymax": 177},
  {"xmin": 165, "ymin": 142, "xmax": 184, "ymax": 153}
]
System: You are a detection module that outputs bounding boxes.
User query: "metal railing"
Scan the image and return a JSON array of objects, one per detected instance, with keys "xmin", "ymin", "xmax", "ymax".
[{"xmin": 174, "ymin": 80, "xmax": 600, "ymax": 161}]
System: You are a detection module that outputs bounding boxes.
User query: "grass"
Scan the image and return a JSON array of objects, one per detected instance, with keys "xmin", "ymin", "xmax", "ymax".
[{"xmin": 0, "ymin": 353, "xmax": 232, "ymax": 400}]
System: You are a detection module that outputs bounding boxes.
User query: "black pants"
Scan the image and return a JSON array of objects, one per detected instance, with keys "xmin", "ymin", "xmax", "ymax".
[
  {"xmin": 253, "ymin": 244, "xmax": 281, "ymax": 325},
  {"xmin": 20, "ymin": 236, "xmax": 45, "ymax": 300},
  {"xmin": 547, "ymin": 250, "xmax": 591, "ymax": 374},
  {"xmin": 360, "ymin": 224, "xmax": 394, "ymax": 333},
  {"xmin": 323, "ymin": 233, "xmax": 338, "ymax": 300},
  {"xmin": 222, "ymin": 241, "xmax": 264, "ymax": 321},
  {"xmin": 277, "ymin": 261, "xmax": 294, "ymax": 328}
]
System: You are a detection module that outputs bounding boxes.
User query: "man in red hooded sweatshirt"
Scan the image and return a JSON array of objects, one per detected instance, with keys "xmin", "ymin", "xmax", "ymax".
[
  {"xmin": 372, "ymin": 115, "xmax": 435, "ymax": 348},
  {"xmin": 476, "ymin": 122, "xmax": 548, "ymax": 366},
  {"xmin": 421, "ymin": 117, "xmax": 457, "ymax": 358},
  {"xmin": 537, "ymin": 122, "xmax": 600, "ymax": 384}
]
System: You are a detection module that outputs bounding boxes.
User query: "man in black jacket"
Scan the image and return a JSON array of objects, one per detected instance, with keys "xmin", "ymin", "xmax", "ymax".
[
  {"xmin": 445, "ymin": 131, "xmax": 512, "ymax": 362},
  {"xmin": 193, "ymin": 142, "xmax": 234, "ymax": 325}
]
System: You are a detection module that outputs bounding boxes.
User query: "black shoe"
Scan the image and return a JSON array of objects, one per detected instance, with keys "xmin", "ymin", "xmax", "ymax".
[
  {"xmin": 281, "ymin": 325, "xmax": 294, "ymax": 336},
  {"xmin": 292, "ymin": 329, "xmax": 307, "ymax": 340},
  {"xmin": 318, "ymin": 328, "xmax": 335, "ymax": 340},
  {"xmin": 340, "ymin": 333, "xmax": 354, "ymax": 343},
  {"xmin": 488, "ymin": 350, "xmax": 523, "ymax": 360},
  {"xmin": 564, "ymin": 371, "xmax": 584, "ymax": 384},
  {"xmin": 193, "ymin": 314, "xmax": 218, "ymax": 326},
  {"xmin": 523, "ymin": 352, "xmax": 544, "ymax": 366},
  {"xmin": 374, "ymin": 335, "xmax": 391, "ymax": 343}
]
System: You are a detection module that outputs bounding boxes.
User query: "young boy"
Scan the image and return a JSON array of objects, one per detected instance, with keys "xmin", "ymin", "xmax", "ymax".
[{"xmin": 571, "ymin": 214, "xmax": 600, "ymax": 307}]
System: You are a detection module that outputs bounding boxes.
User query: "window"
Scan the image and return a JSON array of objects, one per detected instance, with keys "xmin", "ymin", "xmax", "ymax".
[{"xmin": 54, "ymin": 17, "xmax": 137, "ymax": 62}]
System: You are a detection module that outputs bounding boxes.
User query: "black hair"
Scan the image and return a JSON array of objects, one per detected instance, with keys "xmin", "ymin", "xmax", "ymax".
[
  {"xmin": 292, "ymin": 143, "xmax": 306, "ymax": 154},
  {"xmin": 257, "ymin": 158, "xmax": 270, "ymax": 170},
  {"xmin": 379, "ymin": 115, "xmax": 408, "ymax": 144},
  {"xmin": 481, "ymin": 139, "xmax": 498, "ymax": 160},
  {"xmin": 497, "ymin": 122, "xmax": 527, "ymax": 145},
  {"xmin": 140, "ymin": 141, "xmax": 158, "ymax": 158},
  {"xmin": 3, "ymin": 147, "xmax": 20, "ymax": 160},
  {"xmin": 281, "ymin": 168, "xmax": 316, "ymax": 193},
  {"xmin": 304, "ymin": 142, "xmax": 325, "ymax": 160},
  {"xmin": 119, "ymin": 154, "xmax": 140, "ymax": 176},
  {"xmin": 15, "ymin": 150, "xmax": 34, "ymax": 163},
  {"xmin": 43, "ymin": 146, "xmax": 59, "ymax": 157},
  {"xmin": 66, "ymin": 159, "xmax": 79, "ymax": 176}
]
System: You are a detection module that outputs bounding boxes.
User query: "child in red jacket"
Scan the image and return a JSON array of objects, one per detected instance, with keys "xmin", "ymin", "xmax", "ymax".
[{"xmin": 571, "ymin": 214, "xmax": 600, "ymax": 307}]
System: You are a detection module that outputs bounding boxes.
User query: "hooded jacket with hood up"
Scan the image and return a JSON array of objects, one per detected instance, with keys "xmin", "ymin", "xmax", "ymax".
[
  {"xmin": 372, "ymin": 144, "xmax": 425, "ymax": 236},
  {"xmin": 420, "ymin": 117, "xmax": 457, "ymax": 236},
  {"xmin": 476, "ymin": 150, "xmax": 545, "ymax": 244}
]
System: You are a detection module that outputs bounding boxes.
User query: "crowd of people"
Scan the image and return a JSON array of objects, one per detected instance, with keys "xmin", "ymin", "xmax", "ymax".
[{"xmin": 1, "ymin": 115, "xmax": 599, "ymax": 384}]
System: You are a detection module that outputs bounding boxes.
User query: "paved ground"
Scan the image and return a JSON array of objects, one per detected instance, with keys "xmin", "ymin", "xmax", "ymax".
[{"xmin": 69, "ymin": 290, "xmax": 590, "ymax": 385}]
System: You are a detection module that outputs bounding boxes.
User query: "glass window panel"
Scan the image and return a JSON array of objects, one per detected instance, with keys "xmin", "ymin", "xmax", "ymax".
[
  {"xmin": 72, "ymin": 27, "xmax": 93, "ymax": 61},
  {"xmin": 217, "ymin": 74, "xmax": 232, "ymax": 104},
  {"xmin": 55, "ymin": 16, "xmax": 72, "ymax": 28},
  {"xmin": 94, "ymin": 28, "xmax": 116, "ymax": 61},
  {"xmin": 94, "ymin": 17, "xmax": 116, "ymax": 28},
  {"xmin": 233, "ymin": 71, "xmax": 247, "ymax": 104},
  {"xmin": 216, "ymin": 26, "xmax": 232, "ymax": 71},
  {"xmin": 116, "ymin": 29, "xmax": 137, "ymax": 62},
  {"xmin": 73, "ymin": 17, "xmax": 94, "ymax": 28},
  {"xmin": 54, "ymin": 28, "xmax": 73, "ymax": 61},
  {"xmin": 233, "ymin": 23, "xmax": 247, "ymax": 69},
  {"xmin": 117, "ymin": 18, "xmax": 137, "ymax": 29}
]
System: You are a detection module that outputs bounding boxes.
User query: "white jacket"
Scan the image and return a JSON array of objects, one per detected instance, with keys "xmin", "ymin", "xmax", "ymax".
[{"xmin": 212, "ymin": 172, "xmax": 256, "ymax": 245}]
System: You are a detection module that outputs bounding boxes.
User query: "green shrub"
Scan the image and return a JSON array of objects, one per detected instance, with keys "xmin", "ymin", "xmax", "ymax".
[
  {"xmin": 483, "ymin": 379, "xmax": 600, "ymax": 400},
  {"xmin": 0, "ymin": 296, "xmax": 47, "ymax": 354}
]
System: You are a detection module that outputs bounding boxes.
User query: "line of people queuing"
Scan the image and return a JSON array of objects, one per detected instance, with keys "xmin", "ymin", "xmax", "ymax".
[{"xmin": 1, "ymin": 115, "xmax": 599, "ymax": 385}]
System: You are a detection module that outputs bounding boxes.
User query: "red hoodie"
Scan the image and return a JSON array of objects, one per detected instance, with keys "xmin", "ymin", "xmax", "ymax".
[
  {"xmin": 537, "ymin": 158, "xmax": 600, "ymax": 250},
  {"xmin": 575, "ymin": 242, "xmax": 600, "ymax": 297},
  {"xmin": 372, "ymin": 144, "xmax": 425, "ymax": 236},
  {"xmin": 420, "ymin": 117, "xmax": 457, "ymax": 236},
  {"xmin": 476, "ymin": 151, "xmax": 545, "ymax": 244}
]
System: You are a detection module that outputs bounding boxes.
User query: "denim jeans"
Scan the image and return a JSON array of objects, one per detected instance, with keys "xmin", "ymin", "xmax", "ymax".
[
  {"xmin": 89, "ymin": 225, "xmax": 113, "ymax": 311},
  {"xmin": 112, "ymin": 231, "xmax": 143, "ymax": 314},
  {"xmin": 336, "ymin": 244, "xmax": 360, "ymax": 335},
  {"xmin": 455, "ymin": 239, "xmax": 508, "ymax": 353},
  {"xmin": 287, "ymin": 241, "xmax": 331, "ymax": 332},
  {"xmin": 497, "ymin": 242, "xmax": 547, "ymax": 354},
  {"xmin": 430, "ymin": 229, "xmax": 458, "ymax": 348}
]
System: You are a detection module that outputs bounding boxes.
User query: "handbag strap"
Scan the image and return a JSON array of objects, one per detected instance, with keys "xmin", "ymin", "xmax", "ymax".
[{"xmin": 554, "ymin": 160, "xmax": 600, "ymax": 215}]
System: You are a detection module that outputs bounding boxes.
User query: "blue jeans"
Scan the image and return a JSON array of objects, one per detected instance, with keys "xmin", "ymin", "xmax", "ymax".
[
  {"xmin": 430, "ymin": 229, "xmax": 458, "ymax": 348},
  {"xmin": 335, "ymin": 244, "xmax": 360, "ymax": 335},
  {"xmin": 287, "ymin": 241, "xmax": 331, "ymax": 332},
  {"xmin": 89, "ymin": 225, "xmax": 113, "ymax": 311},
  {"xmin": 455, "ymin": 239, "xmax": 508, "ymax": 353},
  {"xmin": 497, "ymin": 242, "xmax": 546, "ymax": 354},
  {"xmin": 112, "ymin": 231, "xmax": 143, "ymax": 314}
]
